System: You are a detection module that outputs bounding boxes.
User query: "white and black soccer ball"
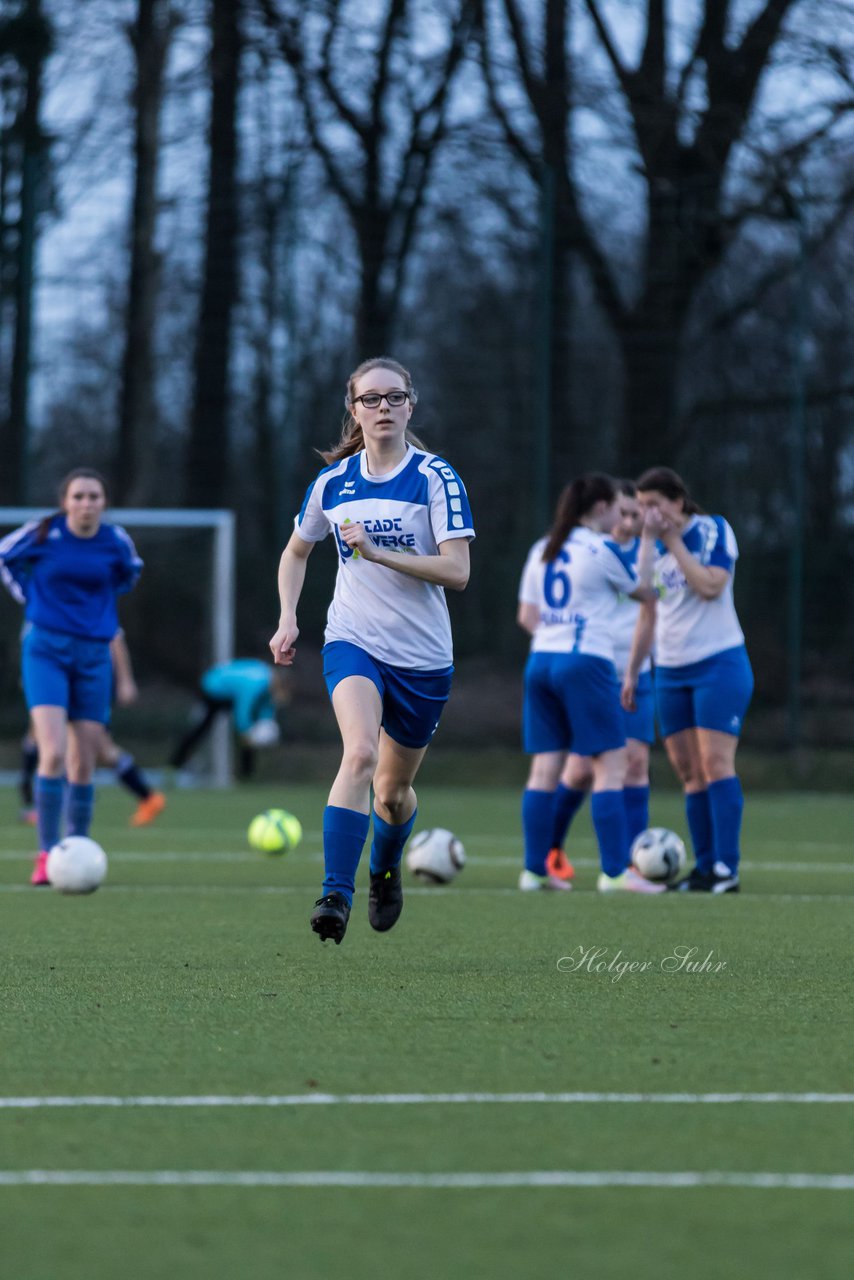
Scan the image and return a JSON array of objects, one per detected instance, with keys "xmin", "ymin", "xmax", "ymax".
[
  {"xmin": 630, "ymin": 827, "xmax": 687, "ymax": 884},
  {"xmin": 46, "ymin": 836, "xmax": 108, "ymax": 895},
  {"xmin": 405, "ymin": 828, "xmax": 466, "ymax": 885}
]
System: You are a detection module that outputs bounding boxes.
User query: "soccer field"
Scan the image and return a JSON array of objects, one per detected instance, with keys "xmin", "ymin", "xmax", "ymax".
[{"xmin": 1, "ymin": 784, "xmax": 851, "ymax": 1280}]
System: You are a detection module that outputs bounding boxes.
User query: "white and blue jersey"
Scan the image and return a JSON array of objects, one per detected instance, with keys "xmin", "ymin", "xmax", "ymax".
[
  {"xmin": 653, "ymin": 515, "xmax": 744, "ymax": 667},
  {"xmin": 518, "ymin": 527, "xmax": 638, "ymax": 662},
  {"xmin": 295, "ymin": 445, "xmax": 475, "ymax": 671},
  {"xmin": 609, "ymin": 536, "xmax": 652, "ymax": 681},
  {"xmin": 0, "ymin": 515, "xmax": 142, "ymax": 640}
]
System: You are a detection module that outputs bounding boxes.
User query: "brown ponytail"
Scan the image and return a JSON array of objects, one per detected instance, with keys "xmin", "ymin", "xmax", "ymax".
[{"xmin": 541, "ymin": 473, "xmax": 617, "ymax": 562}]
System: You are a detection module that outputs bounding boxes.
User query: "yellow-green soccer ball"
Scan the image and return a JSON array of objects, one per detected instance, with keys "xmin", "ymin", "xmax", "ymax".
[{"xmin": 247, "ymin": 808, "xmax": 302, "ymax": 855}]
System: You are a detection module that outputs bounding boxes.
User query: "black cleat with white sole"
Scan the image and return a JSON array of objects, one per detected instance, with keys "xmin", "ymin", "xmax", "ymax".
[
  {"xmin": 310, "ymin": 892, "xmax": 351, "ymax": 943},
  {"xmin": 368, "ymin": 866, "xmax": 403, "ymax": 932},
  {"xmin": 670, "ymin": 862, "xmax": 740, "ymax": 894}
]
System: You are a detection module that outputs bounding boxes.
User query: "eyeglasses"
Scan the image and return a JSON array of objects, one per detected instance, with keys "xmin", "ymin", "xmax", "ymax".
[{"xmin": 351, "ymin": 391, "xmax": 410, "ymax": 409}]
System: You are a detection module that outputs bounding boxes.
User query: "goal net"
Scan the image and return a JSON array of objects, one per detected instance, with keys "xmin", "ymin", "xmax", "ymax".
[{"xmin": 0, "ymin": 508, "xmax": 236, "ymax": 787}]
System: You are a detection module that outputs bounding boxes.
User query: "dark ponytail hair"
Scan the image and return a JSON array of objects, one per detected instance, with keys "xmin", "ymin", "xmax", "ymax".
[
  {"xmin": 541, "ymin": 473, "xmax": 616, "ymax": 562},
  {"xmin": 635, "ymin": 466, "xmax": 702, "ymax": 515},
  {"xmin": 37, "ymin": 467, "xmax": 108, "ymax": 543}
]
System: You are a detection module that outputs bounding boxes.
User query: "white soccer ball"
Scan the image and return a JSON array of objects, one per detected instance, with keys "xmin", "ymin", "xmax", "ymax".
[
  {"xmin": 405, "ymin": 828, "xmax": 466, "ymax": 885},
  {"xmin": 630, "ymin": 827, "xmax": 687, "ymax": 884},
  {"xmin": 46, "ymin": 837, "xmax": 108, "ymax": 895},
  {"xmin": 244, "ymin": 719, "xmax": 280, "ymax": 748}
]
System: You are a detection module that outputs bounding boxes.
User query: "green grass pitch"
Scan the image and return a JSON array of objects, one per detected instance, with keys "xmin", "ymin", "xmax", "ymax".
[{"xmin": 0, "ymin": 781, "xmax": 851, "ymax": 1280}]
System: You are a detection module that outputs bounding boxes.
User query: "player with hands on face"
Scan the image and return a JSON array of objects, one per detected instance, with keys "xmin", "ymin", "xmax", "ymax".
[{"xmin": 621, "ymin": 467, "xmax": 753, "ymax": 893}]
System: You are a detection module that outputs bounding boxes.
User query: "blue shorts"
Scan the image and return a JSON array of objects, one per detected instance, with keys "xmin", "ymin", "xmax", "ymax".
[
  {"xmin": 623, "ymin": 669, "xmax": 655, "ymax": 745},
  {"xmin": 655, "ymin": 644, "xmax": 753, "ymax": 739},
  {"xmin": 322, "ymin": 641, "xmax": 453, "ymax": 750},
  {"xmin": 22, "ymin": 624, "xmax": 113, "ymax": 724},
  {"xmin": 523, "ymin": 651, "xmax": 625, "ymax": 757}
]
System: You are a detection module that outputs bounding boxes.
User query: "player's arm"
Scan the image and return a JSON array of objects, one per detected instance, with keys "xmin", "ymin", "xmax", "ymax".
[
  {"xmin": 269, "ymin": 531, "xmax": 315, "ymax": 666},
  {"xmin": 339, "ymin": 525, "xmax": 471, "ymax": 590},
  {"xmin": 665, "ymin": 537, "xmax": 729, "ymax": 600},
  {"xmin": 112, "ymin": 526, "xmax": 144, "ymax": 593},
  {"xmin": 517, "ymin": 602, "xmax": 540, "ymax": 635},
  {"xmin": 620, "ymin": 598, "xmax": 657, "ymax": 713},
  {"xmin": 110, "ymin": 630, "xmax": 138, "ymax": 705},
  {"xmin": 0, "ymin": 521, "xmax": 40, "ymax": 603},
  {"xmin": 644, "ymin": 513, "xmax": 728, "ymax": 600}
]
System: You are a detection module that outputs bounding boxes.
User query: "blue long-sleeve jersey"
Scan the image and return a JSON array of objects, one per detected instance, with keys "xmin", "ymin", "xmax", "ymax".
[{"xmin": 0, "ymin": 515, "xmax": 143, "ymax": 641}]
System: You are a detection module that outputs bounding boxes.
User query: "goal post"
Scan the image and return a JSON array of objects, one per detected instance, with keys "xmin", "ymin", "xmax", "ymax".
[{"xmin": 0, "ymin": 507, "xmax": 236, "ymax": 787}]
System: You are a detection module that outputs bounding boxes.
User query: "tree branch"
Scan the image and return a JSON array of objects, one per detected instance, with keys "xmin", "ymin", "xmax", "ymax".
[
  {"xmin": 317, "ymin": 1, "xmax": 370, "ymax": 143},
  {"xmin": 476, "ymin": 3, "xmax": 540, "ymax": 181},
  {"xmin": 256, "ymin": 0, "xmax": 359, "ymax": 212},
  {"xmin": 581, "ymin": 0, "xmax": 631, "ymax": 97},
  {"xmin": 500, "ymin": 0, "xmax": 544, "ymax": 121},
  {"xmin": 696, "ymin": 0, "xmax": 797, "ymax": 169}
]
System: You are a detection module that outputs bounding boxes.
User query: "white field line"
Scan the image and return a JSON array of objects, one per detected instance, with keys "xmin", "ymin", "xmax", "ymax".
[
  {"xmin": 0, "ymin": 1169, "xmax": 851, "ymax": 1190},
  {"xmin": 6, "ymin": 826, "xmax": 853, "ymax": 854},
  {"xmin": 1, "ymin": 1092, "xmax": 852, "ymax": 1109},
  {"xmin": 0, "ymin": 885, "xmax": 850, "ymax": 903},
  {"xmin": 0, "ymin": 885, "xmax": 850, "ymax": 902},
  {"xmin": 1, "ymin": 849, "xmax": 852, "ymax": 873},
  {"xmin": 1, "ymin": 824, "xmax": 852, "ymax": 857}
]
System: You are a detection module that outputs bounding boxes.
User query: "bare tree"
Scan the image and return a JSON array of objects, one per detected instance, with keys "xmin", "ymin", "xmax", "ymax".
[
  {"xmin": 258, "ymin": 0, "xmax": 476, "ymax": 356},
  {"xmin": 115, "ymin": 0, "xmax": 178, "ymax": 504},
  {"xmin": 0, "ymin": 0, "xmax": 52, "ymax": 503},
  {"xmin": 186, "ymin": 0, "xmax": 243, "ymax": 507},
  {"xmin": 480, "ymin": 0, "xmax": 854, "ymax": 470}
]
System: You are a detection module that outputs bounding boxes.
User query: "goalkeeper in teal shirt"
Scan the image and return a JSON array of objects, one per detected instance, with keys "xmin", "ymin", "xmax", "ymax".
[{"xmin": 170, "ymin": 659, "xmax": 289, "ymax": 778}]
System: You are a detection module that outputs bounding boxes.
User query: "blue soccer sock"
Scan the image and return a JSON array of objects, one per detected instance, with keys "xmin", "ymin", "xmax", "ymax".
[
  {"xmin": 624, "ymin": 785, "xmax": 650, "ymax": 847},
  {"xmin": 591, "ymin": 789, "xmax": 631, "ymax": 878},
  {"xmin": 549, "ymin": 784, "xmax": 587, "ymax": 851},
  {"xmin": 522, "ymin": 789, "xmax": 555, "ymax": 875},
  {"xmin": 685, "ymin": 790, "xmax": 714, "ymax": 874},
  {"xmin": 707, "ymin": 776, "xmax": 744, "ymax": 874},
  {"xmin": 67, "ymin": 782, "xmax": 95, "ymax": 837},
  {"xmin": 369, "ymin": 808, "xmax": 417, "ymax": 875},
  {"xmin": 35, "ymin": 775, "xmax": 66, "ymax": 852},
  {"xmin": 322, "ymin": 805, "xmax": 370, "ymax": 905}
]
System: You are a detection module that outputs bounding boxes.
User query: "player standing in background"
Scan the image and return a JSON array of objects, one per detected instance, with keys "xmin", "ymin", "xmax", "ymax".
[
  {"xmin": 269, "ymin": 357, "xmax": 474, "ymax": 944},
  {"xmin": 0, "ymin": 468, "xmax": 142, "ymax": 884},
  {"xmin": 517, "ymin": 474, "xmax": 662, "ymax": 894},
  {"xmin": 546, "ymin": 480, "xmax": 656, "ymax": 873},
  {"xmin": 621, "ymin": 466, "xmax": 753, "ymax": 893},
  {"xmin": 18, "ymin": 630, "xmax": 166, "ymax": 827}
]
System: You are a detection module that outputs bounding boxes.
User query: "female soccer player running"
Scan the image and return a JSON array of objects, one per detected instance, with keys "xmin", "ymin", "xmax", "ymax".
[
  {"xmin": 517, "ymin": 474, "xmax": 662, "ymax": 893},
  {"xmin": 545, "ymin": 481, "xmax": 656, "ymax": 874},
  {"xmin": 0, "ymin": 469, "xmax": 142, "ymax": 884},
  {"xmin": 622, "ymin": 467, "xmax": 753, "ymax": 893},
  {"xmin": 269, "ymin": 358, "xmax": 474, "ymax": 944}
]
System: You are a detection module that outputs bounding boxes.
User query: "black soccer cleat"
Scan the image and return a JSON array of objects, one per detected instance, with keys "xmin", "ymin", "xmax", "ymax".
[
  {"xmin": 368, "ymin": 866, "xmax": 404, "ymax": 932},
  {"xmin": 669, "ymin": 864, "xmax": 740, "ymax": 894},
  {"xmin": 310, "ymin": 892, "xmax": 351, "ymax": 944}
]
